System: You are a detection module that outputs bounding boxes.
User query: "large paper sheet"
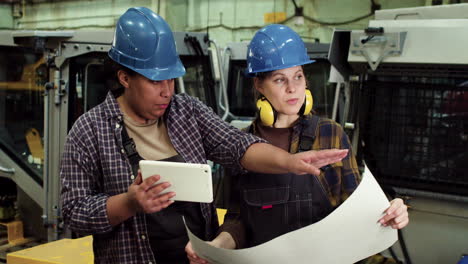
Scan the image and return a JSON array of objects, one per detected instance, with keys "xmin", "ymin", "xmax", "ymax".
[{"xmin": 186, "ymin": 166, "xmax": 398, "ymax": 264}]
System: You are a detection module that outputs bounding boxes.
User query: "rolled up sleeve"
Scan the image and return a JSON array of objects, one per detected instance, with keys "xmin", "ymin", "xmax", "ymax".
[{"xmin": 60, "ymin": 124, "xmax": 113, "ymax": 235}]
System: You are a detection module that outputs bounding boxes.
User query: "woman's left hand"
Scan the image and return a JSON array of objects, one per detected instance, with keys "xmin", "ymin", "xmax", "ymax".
[{"xmin": 379, "ymin": 198, "xmax": 409, "ymax": 229}]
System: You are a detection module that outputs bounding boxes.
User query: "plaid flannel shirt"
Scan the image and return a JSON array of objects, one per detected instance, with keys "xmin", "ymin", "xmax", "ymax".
[
  {"xmin": 60, "ymin": 92, "xmax": 264, "ymax": 264},
  {"xmin": 220, "ymin": 114, "xmax": 361, "ymax": 248}
]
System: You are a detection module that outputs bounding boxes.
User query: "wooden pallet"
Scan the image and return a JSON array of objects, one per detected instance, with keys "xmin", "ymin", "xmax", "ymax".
[
  {"xmin": 0, "ymin": 221, "xmax": 40, "ymax": 263},
  {"xmin": 0, "ymin": 221, "xmax": 33, "ymax": 251}
]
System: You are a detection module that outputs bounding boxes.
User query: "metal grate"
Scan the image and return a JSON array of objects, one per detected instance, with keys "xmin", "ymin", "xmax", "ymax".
[
  {"xmin": 351, "ymin": 63, "xmax": 468, "ymax": 78},
  {"xmin": 360, "ymin": 77, "xmax": 468, "ymax": 196}
]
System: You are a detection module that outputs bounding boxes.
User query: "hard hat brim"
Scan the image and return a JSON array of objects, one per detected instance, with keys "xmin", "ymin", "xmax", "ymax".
[
  {"xmin": 134, "ymin": 59, "xmax": 186, "ymax": 81},
  {"xmin": 245, "ymin": 59, "xmax": 316, "ymax": 77}
]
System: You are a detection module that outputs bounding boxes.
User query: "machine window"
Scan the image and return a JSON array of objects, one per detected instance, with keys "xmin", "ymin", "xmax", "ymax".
[
  {"xmin": 179, "ymin": 55, "xmax": 217, "ymax": 112},
  {"xmin": 303, "ymin": 60, "xmax": 334, "ymax": 118},
  {"xmin": 0, "ymin": 46, "xmax": 46, "ymax": 180}
]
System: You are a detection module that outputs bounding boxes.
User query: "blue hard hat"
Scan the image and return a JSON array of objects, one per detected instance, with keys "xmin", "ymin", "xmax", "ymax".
[
  {"xmin": 109, "ymin": 7, "xmax": 185, "ymax": 81},
  {"xmin": 245, "ymin": 24, "xmax": 314, "ymax": 77}
]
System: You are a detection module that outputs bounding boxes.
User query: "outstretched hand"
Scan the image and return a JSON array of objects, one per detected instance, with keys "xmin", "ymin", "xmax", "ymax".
[{"xmin": 287, "ymin": 149, "xmax": 349, "ymax": 175}]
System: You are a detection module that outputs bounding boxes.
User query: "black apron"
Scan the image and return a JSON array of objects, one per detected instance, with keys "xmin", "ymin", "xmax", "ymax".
[{"xmin": 121, "ymin": 125, "xmax": 204, "ymax": 264}]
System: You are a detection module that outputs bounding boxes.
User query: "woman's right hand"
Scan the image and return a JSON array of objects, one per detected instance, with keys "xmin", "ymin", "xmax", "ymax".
[
  {"xmin": 126, "ymin": 170, "xmax": 175, "ymax": 214},
  {"xmin": 287, "ymin": 149, "xmax": 349, "ymax": 175}
]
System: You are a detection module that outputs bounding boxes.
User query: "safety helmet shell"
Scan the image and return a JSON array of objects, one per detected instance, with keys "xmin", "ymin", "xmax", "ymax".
[
  {"xmin": 109, "ymin": 7, "xmax": 185, "ymax": 81},
  {"xmin": 245, "ymin": 24, "xmax": 314, "ymax": 77}
]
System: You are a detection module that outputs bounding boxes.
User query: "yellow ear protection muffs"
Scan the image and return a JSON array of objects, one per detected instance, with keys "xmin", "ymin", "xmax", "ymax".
[
  {"xmin": 299, "ymin": 89, "xmax": 313, "ymax": 116},
  {"xmin": 256, "ymin": 97, "xmax": 277, "ymax": 127},
  {"xmin": 256, "ymin": 89, "xmax": 313, "ymax": 127}
]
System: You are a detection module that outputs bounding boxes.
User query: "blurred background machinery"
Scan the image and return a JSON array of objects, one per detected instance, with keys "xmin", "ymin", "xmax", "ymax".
[{"xmin": 341, "ymin": 5, "xmax": 468, "ymax": 264}]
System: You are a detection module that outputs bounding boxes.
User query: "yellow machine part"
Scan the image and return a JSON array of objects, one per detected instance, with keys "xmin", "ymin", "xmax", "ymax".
[
  {"xmin": 25, "ymin": 128, "xmax": 44, "ymax": 164},
  {"xmin": 217, "ymin": 208, "xmax": 227, "ymax": 225},
  {"xmin": 0, "ymin": 57, "xmax": 45, "ymax": 92},
  {"xmin": 7, "ymin": 209, "xmax": 228, "ymax": 264},
  {"xmin": 0, "ymin": 220, "xmax": 32, "ymax": 247}
]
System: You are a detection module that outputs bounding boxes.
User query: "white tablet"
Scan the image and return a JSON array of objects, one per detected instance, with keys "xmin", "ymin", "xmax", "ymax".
[{"xmin": 139, "ymin": 160, "xmax": 213, "ymax": 203}]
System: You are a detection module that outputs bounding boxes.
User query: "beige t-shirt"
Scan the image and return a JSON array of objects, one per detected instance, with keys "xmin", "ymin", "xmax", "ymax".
[{"xmin": 123, "ymin": 115, "xmax": 178, "ymax": 161}]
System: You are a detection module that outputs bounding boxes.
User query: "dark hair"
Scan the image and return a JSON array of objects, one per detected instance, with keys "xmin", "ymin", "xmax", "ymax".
[
  {"xmin": 103, "ymin": 58, "xmax": 137, "ymax": 97},
  {"xmin": 254, "ymin": 70, "xmax": 275, "ymax": 80},
  {"xmin": 251, "ymin": 70, "xmax": 274, "ymax": 101}
]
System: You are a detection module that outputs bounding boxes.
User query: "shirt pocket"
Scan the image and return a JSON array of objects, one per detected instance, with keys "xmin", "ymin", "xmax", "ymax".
[{"xmin": 324, "ymin": 160, "xmax": 344, "ymax": 206}]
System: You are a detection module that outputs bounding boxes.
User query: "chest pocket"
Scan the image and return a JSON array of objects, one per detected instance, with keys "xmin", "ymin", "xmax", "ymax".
[
  {"xmin": 241, "ymin": 173, "xmax": 333, "ymax": 247},
  {"xmin": 242, "ymin": 186, "xmax": 290, "ymax": 246}
]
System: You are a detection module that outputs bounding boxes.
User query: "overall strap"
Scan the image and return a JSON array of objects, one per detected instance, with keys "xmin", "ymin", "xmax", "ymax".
[
  {"xmin": 242, "ymin": 124, "xmax": 254, "ymax": 134},
  {"xmin": 298, "ymin": 115, "xmax": 320, "ymax": 153},
  {"xmin": 121, "ymin": 123, "xmax": 142, "ymax": 176}
]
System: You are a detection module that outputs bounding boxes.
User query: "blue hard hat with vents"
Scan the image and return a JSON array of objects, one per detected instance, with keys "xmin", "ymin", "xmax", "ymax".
[
  {"xmin": 108, "ymin": 7, "xmax": 185, "ymax": 81},
  {"xmin": 245, "ymin": 24, "xmax": 314, "ymax": 77}
]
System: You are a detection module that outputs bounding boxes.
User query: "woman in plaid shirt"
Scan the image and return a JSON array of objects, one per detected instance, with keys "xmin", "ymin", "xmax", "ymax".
[
  {"xmin": 186, "ymin": 24, "xmax": 409, "ymax": 264},
  {"xmin": 60, "ymin": 8, "xmax": 348, "ymax": 264}
]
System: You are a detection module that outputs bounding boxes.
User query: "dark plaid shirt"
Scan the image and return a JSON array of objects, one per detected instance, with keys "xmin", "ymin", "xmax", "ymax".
[
  {"xmin": 60, "ymin": 92, "xmax": 263, "ymax": 264},
  {"xmin": 289, "ymin": 115, "xmax": 361, "ymax": 206},
  {"xmin": 220, "ymin": 114, "xmax": 361, "ymax": 247}
]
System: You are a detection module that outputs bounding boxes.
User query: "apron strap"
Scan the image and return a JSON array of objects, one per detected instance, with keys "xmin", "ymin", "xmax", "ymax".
[{"xmin": 298, "ymin": 115, "xmax": 320, "ymax": 153}]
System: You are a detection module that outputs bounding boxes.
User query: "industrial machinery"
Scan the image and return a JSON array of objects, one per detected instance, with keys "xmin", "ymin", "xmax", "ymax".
[
  {"xmin": 335, "ymin": 4, "xmax": 468, "ymax": 264},
  {"xmin": 0, "ymin": 29, "xmax": 221, "ymax": 252}
]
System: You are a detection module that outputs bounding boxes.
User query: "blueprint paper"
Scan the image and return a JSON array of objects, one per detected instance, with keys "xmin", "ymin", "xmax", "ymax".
[{"xmin": 186, "ymin": 166, "xmax": 398, "ymax": 264}]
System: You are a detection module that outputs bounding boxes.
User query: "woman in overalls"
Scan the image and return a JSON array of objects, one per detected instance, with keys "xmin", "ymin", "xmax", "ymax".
[{"xmin": 186, "ymin": 24, "xmax": 409, "ymax": 263}]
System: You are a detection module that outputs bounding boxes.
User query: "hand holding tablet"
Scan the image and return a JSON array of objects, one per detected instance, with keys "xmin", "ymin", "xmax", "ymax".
[{"xmin": 139, "ymin": 160, "xmax": 214, "ymax": 203}]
